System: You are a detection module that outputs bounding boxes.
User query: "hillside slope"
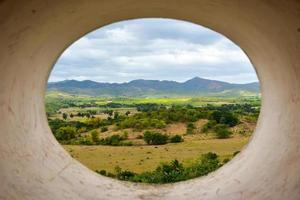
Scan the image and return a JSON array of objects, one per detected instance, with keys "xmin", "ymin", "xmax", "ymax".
[{"xmin": 47, "ymin": 77, "xmax": 260, "ymax": 97}]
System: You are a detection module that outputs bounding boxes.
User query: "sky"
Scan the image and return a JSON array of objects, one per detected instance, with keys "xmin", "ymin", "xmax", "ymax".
[{"xmin": 49, "ymin": 18, "xmax": 258, "ymax": 84}]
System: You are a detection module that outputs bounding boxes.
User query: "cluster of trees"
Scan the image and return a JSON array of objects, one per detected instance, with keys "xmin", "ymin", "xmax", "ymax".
[
  {"xmin": 118, "ymin": 118, "xmax": 166, "ymax": 130},
  {"xmin": 143, "ymin": 131, "xmax": 183, "ymax": 145},
  {"xmin": 202, "ymin": 120, "xmax": 233, "ymax": 139},
  {"xmin": 54, "ymin": 128, "xmax": 132, "ymax": 146},
  {"xmin": 186, "ymin": 122, "xmax": 196, "ymax": 134},
  {"xmin": 93, "ymin": 132, "xmax": 132, "ymax": 146},
  {"xmin": 96, "ymin": 152, "xmax": 223, "ymax": 183},
  {"xmin": 49, "ymin": 103, "xmax": 257, "ymax": 145},
  {"xmin": 200, "ymin": 110, "xmax": 239, "ymax": 138},
  {"xmin": 46, "ymin": 96, "xmax": 100, "ymax": 116},
  {"xmin": 210, "ymin": 110, "xmax": 239, "ymax": 127},
  {"xmin": 117, "ymin": 106, "xmax": 209, "ymax": 131}
]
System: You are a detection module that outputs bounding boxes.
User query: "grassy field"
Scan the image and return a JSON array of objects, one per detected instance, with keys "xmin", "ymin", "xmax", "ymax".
[
  {"xmin": 64, "ymin": 136, "xmax": 249, "ymax": 173},
  {"xmin": 46, "ymin": 93, "xmax": 259, "ymax": 181}
]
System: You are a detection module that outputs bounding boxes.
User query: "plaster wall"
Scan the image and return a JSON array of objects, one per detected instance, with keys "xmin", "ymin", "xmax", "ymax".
[{"xmin": 0, "ymin": 0, "xmax": 300, "ymax": 199}]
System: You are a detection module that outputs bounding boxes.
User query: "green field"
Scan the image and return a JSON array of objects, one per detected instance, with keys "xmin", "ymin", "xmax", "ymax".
[{"xmin": 64, "ymin": 136, "xmax": 249, "ymax": 173}]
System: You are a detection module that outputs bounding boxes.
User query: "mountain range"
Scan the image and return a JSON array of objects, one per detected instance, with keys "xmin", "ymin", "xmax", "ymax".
[{"xmin": 47, "ymin": 77, "xmax": 260, "ymax": 97}]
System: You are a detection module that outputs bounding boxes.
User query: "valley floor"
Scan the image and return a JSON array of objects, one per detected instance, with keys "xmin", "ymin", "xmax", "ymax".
[{"xmin": 64, "ymin": 136, "xmax": 249, "ymax": 173}]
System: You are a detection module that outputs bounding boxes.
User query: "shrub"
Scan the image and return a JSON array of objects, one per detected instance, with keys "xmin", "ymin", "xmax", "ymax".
[
  {"xmin": 78, "ymin": 136, "xmax": 93, "ymax": 145},
  {"xmin": 125, "ymin": 111, "xmax": 131, "ymax": 116},
  {"xmin": 103, "ymin": 152, "xmax": 222, "ymax": 184},
  {"xmin": 91, "ymin": 130, "xmax": 100, "ymax": 144},
  {"xmin": 77, "ymin": 127, "xmax": 87, "ymax": 133},
  {"xmin": 214, "ymin": 124, "xmax": 232, "ymax": 139},
  {"xmin": 86, "ymin": 117, "xmax": 103, "ymax": 128},
  {"xmin": 201, "ymin": 120, "xmax": 217, "ymax": 133},
  {"xmin": 96, "ymin": 170, "xmax": 107, "ymax": 176},
  {"xmin": 186, "ymin": 122, "xmax": 195, "ymax": 134},
  {"xmin": 62, "ymin": 113, "xmax": 68, "ymax": 120},
  {"xmin": 54, "ymin": 126, "xmax": 76, "ymax": 141},
  {"xmin": 200, "ymin": 152, "xmax": 218, "ymax": 161},
  {"xmin": 223, "ymin": 158, "xmax": 231, "ymax": 164},
  {"xmin": 170, "ymin": 135, "xmax": 183, "ymax": 143},
  {"xmin": 101, "ymin": 126, "xmax": 108, "ymax": 132},
  {"xmin": 143, "ymin": 131, "xmax": 169, "ymax": 145},
  {"xmin": 101, "ymin": 134, "xmax": 123, "ymax": 146},
  {"xmin": 116, "ymin": 170, "xmax": 136, "ymax": 181},
  {"xmin": 120, "ymin": 141, "xmax": 133, "ymax": 146},
  {"xmin": 210, "ymin": 111, "xmax": 239, "ymax": 127}
]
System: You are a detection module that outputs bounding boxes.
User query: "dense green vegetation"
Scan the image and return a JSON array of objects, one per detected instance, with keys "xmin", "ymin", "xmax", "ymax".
[
  {"xmin": 46, "ymin": 94, "xmax": 260, "ymax": 183},
  {"xmin": 96, "ymin": 152, "xmax": 229, "ymax": 183},
  {"xmin": 46, "ymin": 92, "xmax": 260, "ymax": 116},
  {"xmin": 48, "ymin": 102, "xmax": 258, "ymax": 145}
]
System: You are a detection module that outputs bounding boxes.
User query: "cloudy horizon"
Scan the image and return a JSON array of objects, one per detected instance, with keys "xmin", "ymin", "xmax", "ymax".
[{"xmin": 49, "ymin": 18, "xmax": 258, "ymax": 84}]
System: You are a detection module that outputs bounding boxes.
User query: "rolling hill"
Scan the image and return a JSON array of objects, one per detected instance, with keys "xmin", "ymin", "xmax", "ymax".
[{"xmin": 47, "ymin": 77, "xmax": 260, "ymax": 97}]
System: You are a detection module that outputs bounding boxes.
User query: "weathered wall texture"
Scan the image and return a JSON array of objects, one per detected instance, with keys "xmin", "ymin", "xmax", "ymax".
[{"xmin": 0, "ymin": 0, "xmax": 299, "ymax": 199}]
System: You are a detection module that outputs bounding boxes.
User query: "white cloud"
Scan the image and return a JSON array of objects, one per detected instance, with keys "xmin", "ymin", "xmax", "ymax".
[{"xmin": 49, "ymin": 18, "xmax": 258, "ymax": 84}]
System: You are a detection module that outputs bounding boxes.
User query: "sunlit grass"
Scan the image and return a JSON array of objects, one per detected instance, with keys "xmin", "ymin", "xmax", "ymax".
[{"xmin": 64, "ymin": 136, "xmax": 249, "ymax": 173}]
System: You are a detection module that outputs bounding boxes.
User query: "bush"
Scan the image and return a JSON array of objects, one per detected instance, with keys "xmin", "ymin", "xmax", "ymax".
[
  {"xmin": 201, "ymin": 120, "xmax": 217, "ymax": 133},
  {"xmin": 100, "ymin": 152, "xmax": 222, "ymax": 184},
  {"xmin": 120, "ymin": 141, "xmax": 133, "ymax": 146},
  {"xmin": 54, "ymin": 126, "xmax": 76, "ymax": 141},
  {"xmin": 223, "ymin": 158, "xmax": 231, "ymax": 164},
  {"xmin": 62, "ymin": 113, "xmax": 68, "ymax": 120},
  {"xmin": 170, "ymin": 135, "xmax": 183, "ymax": 143},
  {"xmin": 116, "ymin": 170, "xmax": 136, "ymax": 181},
  {"xmin": 91, "ymin": 130, "xmax": 100, "ymax": 144},
  {"xmin": 78, "ymin": 136, "xmax": 93, "ymax": 145},
  {"xmin": 96, "ymin": 170, "xmax": 107, "ymax": 176},
  {"xmin": 101, "ymin": 126, "xmax": 108, "ymax": 132},
  {"xmin": 186, "ymin": 122, "xmax": 196, "ymax": 134},
  {"xmin": 200, "ymin": 152, "xmax": 218, "ymax": 161},
  {"xmin": 210, "ymin": 111, "xmax": 239, "ymax": 127},
  {"xmin": 143, "ymin": 131, "xmax": 169, "ymax": 145},
  {"xmin": 101, "ymin": 134, "xmax": 124, "ymax": 146},
  {"xmin": 214, "ymin": 124, "xmax": 232, "ymax": 139}
]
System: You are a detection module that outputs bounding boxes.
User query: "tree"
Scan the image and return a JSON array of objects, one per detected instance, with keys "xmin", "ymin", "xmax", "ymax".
[
  {"xmin": 54, "ymin": 126, "xmax": 76, "ymax": 141},
  {"xmin": 201, "ymin": 120, "xmax": 217, "ymax": 133},
  {"xmin": 186, "ymin": 122, "xmax": 195, "ymax": 134},
  {"xmin": 104, "ymin": 110, "xmax": 113, "ymax": 117},
  {"xmin": 170, "ymin": 135, "xmax": 183, "ymax": 143},
  {"xmin": 113, "ymin": 111, "xmax": 119, "ymax": 120},
  {"xmin": 214, "ymin": 124, "xmax": 232, "ymax": 139},
  {"xmin": 210, "ymin": 111, "xmax": 239, "ymax": 127},
  {"xmin": 101, "ymin": 134, "xmax": 124, "ymax": 146},
  {"xmin": 143, "ymin": 131, "xmax": 168, "ymax": 145},
  {"xmin": 91, "ymin": 130, "xmax": 100, "ymax": 144},
  {"xmin": 62, "ymin": 113, "xmax": 68, "ymax": 120}
]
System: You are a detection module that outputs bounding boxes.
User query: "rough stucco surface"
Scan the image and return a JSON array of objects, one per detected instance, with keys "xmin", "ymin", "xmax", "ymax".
[{"xmin": 0, "ymin": 0, "xmax": 300, "ymax": 199}]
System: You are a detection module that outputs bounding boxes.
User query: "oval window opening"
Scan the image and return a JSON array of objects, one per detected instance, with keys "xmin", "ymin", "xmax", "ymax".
[{"xmin": 46, "ymin": 18, "xmax": 260, "ymax": 184}]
